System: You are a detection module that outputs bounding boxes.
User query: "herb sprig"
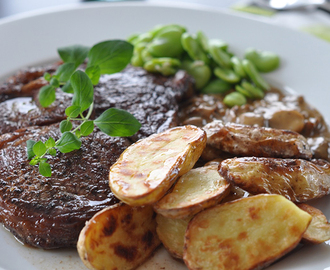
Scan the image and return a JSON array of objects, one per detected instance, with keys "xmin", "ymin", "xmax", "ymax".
[{"xmin": 27, "ymin": 40, "xmax": 141, "ymax": 177}]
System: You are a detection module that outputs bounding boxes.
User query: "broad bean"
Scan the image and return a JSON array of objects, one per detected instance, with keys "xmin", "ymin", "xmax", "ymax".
[
  {"xmin": 182, "ymin": 59, "xmax": 212, "ymax": 89},
  {"xmin": 201, "ymin": 79, "xmax": 232, "ymax": 94},
  {"xmin": 214, "ymin": 67, "xmax": 240, "ymax": 84},
  {"xmin": 181, "ymin": 33, "xmax": 210, "ymax": 64},
  {"xmin": 147, "ymin": 27, "xmax": 185, "ymax": 58},
  {"xmin": 223, "ymin": 92, "xmax": 247, "ymax": 107},
  {"xmin": 208, "ymin": 39, "xmax": 231, "ymax": 68},
  {"xmin": 242, "ymin": 59, "xmax": 270, "ymax": 91},
  {"xmin": 245, "ymin": 48, "xmax": 280, "ymax": 72},
  {"xmin": 230, "ymin": 56, "xmax": 246, "ymax": 77},
  {"xmin": 144, "ymin": 57, "xmax": 181, "ymax": 76}
]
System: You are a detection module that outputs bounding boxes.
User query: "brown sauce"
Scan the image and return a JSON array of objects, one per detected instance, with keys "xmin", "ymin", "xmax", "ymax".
[{"xmin": 178, "ymin": 88, "xmax": 330, "ymax": 161}]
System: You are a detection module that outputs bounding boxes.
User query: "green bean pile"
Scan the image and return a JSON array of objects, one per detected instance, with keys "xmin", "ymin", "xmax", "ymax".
[{"xmin": 128, "ymin": 24, "xmax": 280, "ymax": 107}]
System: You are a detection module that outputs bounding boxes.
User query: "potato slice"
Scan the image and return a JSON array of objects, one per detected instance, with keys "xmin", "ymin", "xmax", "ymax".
[
  {"xmin": 154, "ymin": 164, "xmax": 230, "ymax": 218},
  {"xmin": 109, "ymin": 125, "xmax": 206, "ymax": 206},
  {"xmin": 219, "ymin": 157, "xmax": 330, "ymax": 203},
  {"xmin": 203, "ymin": 120, "xmax": 312, "ymax": 159},
  {"xmin": 156, "ymin": 214, "xmax": 192, "ymax": 259},
  {"xmin": 298, "ymin": 203, "xmax": 330, "ymax": 244},
  {"xmin": 77, "ymin": 203, "xmax": 160, "ymax": 270},
  {"xmin": 183, "ymin": 194, "xmax": 311, "ymax": 270}
]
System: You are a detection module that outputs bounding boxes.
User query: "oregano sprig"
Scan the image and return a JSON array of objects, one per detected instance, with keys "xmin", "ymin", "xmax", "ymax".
[{"xmin": 27, "ymin": 40, "xmax": 140, "ymax": 177}]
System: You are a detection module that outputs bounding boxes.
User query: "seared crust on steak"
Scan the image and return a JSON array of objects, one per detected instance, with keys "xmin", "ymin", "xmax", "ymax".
[
  {"xmin": 0, "ymin": 124, "xmax": 130, "ymax": 249},
  {"xmin": 203, "ymin": 120, "xmax": 313, "ymax": 159}
]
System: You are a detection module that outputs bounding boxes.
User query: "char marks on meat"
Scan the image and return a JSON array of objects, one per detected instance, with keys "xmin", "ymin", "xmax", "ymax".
[{"xmin": 0, "ymin": 64, "xmax": 193, "ymax": 248}]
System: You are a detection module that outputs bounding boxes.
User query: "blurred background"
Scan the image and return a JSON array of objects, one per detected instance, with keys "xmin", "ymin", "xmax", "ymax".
[{"xmin": 0, "ymin": 0, "xmax": 329, "ymax": 42}]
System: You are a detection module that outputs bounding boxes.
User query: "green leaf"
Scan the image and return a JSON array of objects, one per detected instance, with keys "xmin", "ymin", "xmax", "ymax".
[
  {"xmin": 70, "ymin": 70, "xmax": 94, "ymax": 113},
  {"xmin": 26, "ymin": 140, "xmax": 36, "ymax": 159},
  {"xmin": 33, "ymin": 141, "xmax": 47, "ymax": 157},
  {"xmin": 85, "ymin": 65, "xmax": 101, "ymax": 85},
  {"xmin": 87, "ymin": 40, "xmax": 133, "ymax": 74},
  {"xmin": 65, "ymin": 105, "xmax": 81, "ymax": 118},
  {"xmin": 60, "ymin": 119, "xmax": 73, "ymax": 133},
  {"xmin": 38, "ymin": 85, "xmax": 56, "ymax": 107},
  {"xmin": 57, "ymin": 45, "xmax": 90, "ymax": 67},
  {"xmin": 56, "ymin": 131, "xmax": 82, "ymax": 153},
  {"xmin": 39, "ymin": 160, "xmax": 52, "ymax": 177},
  {"xmin": 44, "ymin": 72, "xmax": 51, "ymax": 82},
  {"xmin": 45, "ymin": 137, "xmax": 56, "ymax": 148},
  {"xmin": 50, "ymin": 77, "xmax": 60, "ymax": 88},
  {"xmin": 48, "ymin": 148, "xmax": 57, "ymax": 156},
  {"xmin": 29, "ymin": 157, "xmax": 39, "ymax": 166},
  {"xmin": 75, "ymin": 130, "xmax": 82, "ymax": 138},
  {"xmin": 62, "ymin": 81, "xmax": 74, "ymax": 93},
  {"xmin": 94, "ymin": 108, "xmax": 141, "ymax": 137},
  {"xmin": 55, "ymin": 63, "xmax": 76, "ymax": 82},
  {"xmin": 80, "ymin": 120, "xmax": 94, "ymax": 136}
]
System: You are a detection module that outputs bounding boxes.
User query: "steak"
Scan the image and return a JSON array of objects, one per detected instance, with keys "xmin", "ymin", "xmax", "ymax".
[
  {"xmin": 0, "ymin": 64, "xmax": 194, "ymax": 249},
  {"xmin": 0, "ymin": 65, "xmax": 194, "ymax": 139}
]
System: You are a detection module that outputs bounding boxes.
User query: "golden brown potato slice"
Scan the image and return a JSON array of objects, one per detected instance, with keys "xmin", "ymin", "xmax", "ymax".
[
  {"xmin": 298, "ymin": 203, "xmax": 330, "ymax": 244},
  {"xmin": 183, "ymin": 194, "xmax": 312, "ymax": 270},
  {"xmin": 221, "ymin": 185, "xmax": 250, "ymax": 203},
  {"xmin": 156, "ymin": 214, "xmax": 192, "ymax": 259},
  {"xmin": 153, "ymin": 164, "xmax": 230, "ymax": 219},
  {"xmin": 109, "ymin": 125, "xmax": 206, "ymax": 206},
  {"xmin": 203, "ymin": 120, "xmax": 313, "ymax": 159},
  {"xmin": 219, "ymin": 157, "xmax": 330, "ymax": 203},
  {"xmin": 77, "ymin": 203, "xmax": 160, "ymax": 270}
]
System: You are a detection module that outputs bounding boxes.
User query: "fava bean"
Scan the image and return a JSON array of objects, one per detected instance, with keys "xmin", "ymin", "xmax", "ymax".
[
  {"xmin": 131, "ymin": 42, "xmax": 148, "ymax": 67},
  {"xmin": 181, "ymin": 33, "xmax": 210, "ymax": 64},
  {"xmin": 235, "ymin": 85, "xmax": 254, "ymax": 99},
  {"xmin": 245, "ymin": 48, "xmax": 280, "ymax": 72},
  {"xmin": 223, "ymin": 92, "xmax": 247, "ymax": 107},
  {"xmin": 208, "ymin": 39, "xmax": 231, "ymax": 68},
  {"xmin": 144, "ymin": 57, "xmax": 181, "ymax": 76},
  {"xmin": 241, "ymin": 80, "xmax": 264, "ymax": 99},
  {"xmin": 182, "ymin": 59, "xmax": 211, "ymax": 89},
  {"xmin": 231, "ymin": 56, "xmax": 246, "ymax": 77},
  {"xmin": 196, "ymin": 30, "xmax": 209, "ymax": 52},
  {"xmin": 242, "ymin": 59, "xmax": 270, "ymax": 91},
  {"xmin": 131, "ymin": 32, "xmax": 153, "ymax": 46},
  {"xmin": 147, "ymin": 28, "xmax": 184, "ymax": 58},
  {"xmin": 214, "ymin": 67, "xmax": 240, "ymax": 84},
  {"xmin": 141, "ymin": 48, "xmax": 154, "ymax": 63},
  {"xmin": 201, "ymin": 79, "xmax": 232, "ymax": 94},
  {"xmin": 149, "ymin": 24, "xmax": 187, "ymax": 38}
]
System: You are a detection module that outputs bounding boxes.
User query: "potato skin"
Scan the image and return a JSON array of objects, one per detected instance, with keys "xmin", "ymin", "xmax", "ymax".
[
  {"xmin": 154, "ymin": 164, "xmax": 230, "ymax": 219},
  {"xmin": 109, "ymin": 125, "xmax": 206, "ymax": 206},
  {"xmin": 77, "ymin": 203, "xmax": 160, "ymax": 270},
  {"xmin": 183, "ymin": 194, "xmax": 311, "ymax": 270},
  {"xmin": 203, "ymin": 120, "xmax": 312, "ymax": 159},
  {"xmin": 298, "ymin": 203, "xmax": 330, "ymax": 244},
  {"xmin": 219, "ymin": 157, "xmax": 330, "ymax": 203}
]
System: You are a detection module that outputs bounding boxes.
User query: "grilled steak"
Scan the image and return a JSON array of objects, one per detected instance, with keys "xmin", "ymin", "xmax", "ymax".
[
  {"xmin": 0, "ymin": 65, "xmax": 193, "ymax": 138},
  {"xmin": 0, "ymin": 64, "xmax": 194, "ymax": 249}
]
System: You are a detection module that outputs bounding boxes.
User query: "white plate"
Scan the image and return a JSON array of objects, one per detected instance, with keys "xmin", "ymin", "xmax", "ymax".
[{"xmin": 0, "ymin": 2, "xmax": 330, "ymax": 270}]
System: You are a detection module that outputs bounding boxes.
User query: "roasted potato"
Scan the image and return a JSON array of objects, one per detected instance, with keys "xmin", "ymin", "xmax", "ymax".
[
  {"xmin": 156, "ymin": 214, "xmax": 192, "ymax": 259},
  {"xmin": 298, "ymin": 203, "xmax": 330, "ymax": 244},
  {"xmin": 203, "ymin": 120, "xmax": 313, "ymax": 159},
  {"xmin": 154, "ymin": 164, "xmax": 230, "ymax": 218},
  {"xmin": 109, "ymin": 125, "xmax": 206, "ymax": 206},
  {"xmin": 77, "ymin": 203, "xmax": 160, "ymax": 270},
  {"xmin": 219, "ymin": 157, "xmax": 330, "ymax": 203},
  {"xmin": 183, "ymin": 194, "xmax": 312, "ymax": 270}
]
